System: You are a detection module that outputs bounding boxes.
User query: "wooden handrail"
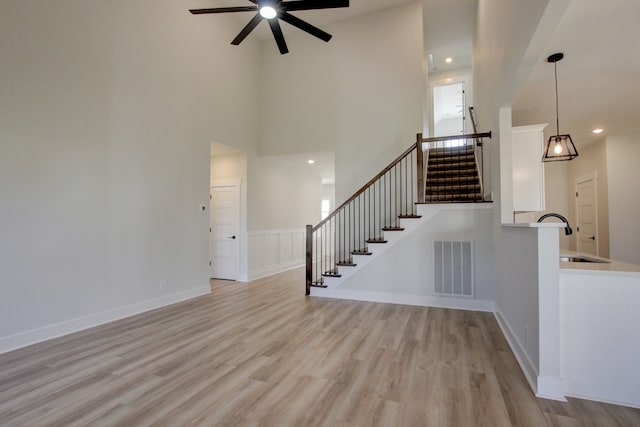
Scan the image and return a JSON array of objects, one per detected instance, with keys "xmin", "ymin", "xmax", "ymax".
[
  {"xmin": 418, "ymin": 131, "xmax": 491, "ymax": 144},
  {"xmin": 469, "ymin": 106, "xmax": 479, "ymax": 134},
  {"xmin": 312, "ymin": 131, "xmax": 491, "ymax": 232},
  {"xmin": 312, "ymin": 142, "xmax": 419, "ymax": 232}
]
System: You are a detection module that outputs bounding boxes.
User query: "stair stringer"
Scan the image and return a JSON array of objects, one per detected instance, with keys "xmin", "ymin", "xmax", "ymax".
[{"xmin": 310, "ymin": 203, "xmax": 495, "ymax": 311}]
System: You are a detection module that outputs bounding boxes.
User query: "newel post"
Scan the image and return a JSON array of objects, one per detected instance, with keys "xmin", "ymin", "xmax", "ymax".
[
  {"xmin": 305, "ymin": 224, "xmax": 312, "ymax": 295},
  {"xmin": 416, "ymin": 133, "xmax": 425, "ymax": 203}
]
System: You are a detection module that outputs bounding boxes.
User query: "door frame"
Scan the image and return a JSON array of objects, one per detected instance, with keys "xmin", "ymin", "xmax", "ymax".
[
  {"xmin": 574, "ymin": 171, "xmax": 598, "ymax": 256},
  {"xmin": 210, "ymin": 179, "xmax": 241, "ymax": 280}
]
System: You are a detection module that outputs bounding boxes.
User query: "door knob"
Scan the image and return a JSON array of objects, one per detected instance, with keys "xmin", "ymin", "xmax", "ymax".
[
  {"xmin": 229, "ymin": 235, "xmax": 236, "ymax": 239},
  {"xmin": 588, "ymin": 236, "xmax": 595, "ymax": 240}
]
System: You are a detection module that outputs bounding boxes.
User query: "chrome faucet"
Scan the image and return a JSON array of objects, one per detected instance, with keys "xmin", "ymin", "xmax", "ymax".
[{"xmin": 537, "ymin": 213, "xmax": 573, "ymax": 235}]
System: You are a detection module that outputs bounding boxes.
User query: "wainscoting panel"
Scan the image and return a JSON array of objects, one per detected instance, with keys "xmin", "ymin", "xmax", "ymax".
[{"xmin": 248, "ymin": 229, "xmax": 305, "ymax": 281}]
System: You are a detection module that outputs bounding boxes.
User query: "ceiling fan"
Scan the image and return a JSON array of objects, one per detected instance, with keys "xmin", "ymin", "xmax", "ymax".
[{"xmin": 189, "ymin": 0, "xmax": 350, "ymax": 54}]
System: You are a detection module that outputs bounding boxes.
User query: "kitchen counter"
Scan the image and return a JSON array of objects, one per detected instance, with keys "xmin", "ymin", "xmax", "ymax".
[{"xmin": 559, "ymin": 250, "xmax": 640, "ymax": 276}]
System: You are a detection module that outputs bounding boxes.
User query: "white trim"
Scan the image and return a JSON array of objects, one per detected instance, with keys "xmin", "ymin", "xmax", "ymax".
[
  {"xmin": 211, "ymin": 178, "xmax": 242, "ymax": 187},
  {"xmin": 310, "ymin": 287, "xmax": 494, "ymax": 312},
  {"xmin": 536, "ymin": 376, "xmax": 567, "ymax": 402},
  {"xmin": 493, "ymin": 309, "xmax": 539, "ymax": 397},
  {"xmin": 565, "ymin": 393, "xmax": 640, "ymax": 410},
  {"xmin": 0, "ymin": 286, "xmax": 211, "ymax": 355},
  {"xmin": 248, "ymin": 228, "xmax": 306, "ymax": 281}
]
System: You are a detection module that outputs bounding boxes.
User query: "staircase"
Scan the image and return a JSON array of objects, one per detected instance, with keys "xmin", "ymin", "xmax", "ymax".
[
  {"xmin": 425, "ymin": 144, "xmax": 483, "ymax": 202},
  {"xmin": 305, "ymin": 131, "xmax": 491, "ymax": 295}
]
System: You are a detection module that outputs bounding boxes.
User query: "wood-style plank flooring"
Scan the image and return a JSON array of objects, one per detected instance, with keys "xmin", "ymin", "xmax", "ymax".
[{"xmin": 1, "ymin": 268, "xmax": 639, "ymax": 426}]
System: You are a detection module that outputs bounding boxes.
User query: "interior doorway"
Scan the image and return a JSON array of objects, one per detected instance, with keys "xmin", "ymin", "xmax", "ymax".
[
  {"xmin": 210, "ymin": 181, "xmax": 240, "ymax": 280},
  {"xmin": 210, "ymin": 142, "xmax": 247, "ymax": 281},
  {"xmin": 575, "ymin": 173, "xmax": 598, "ymax": 256},
  {"xmin": 431, "ymin": 81, "xmax": 466, "ymax": 137}
]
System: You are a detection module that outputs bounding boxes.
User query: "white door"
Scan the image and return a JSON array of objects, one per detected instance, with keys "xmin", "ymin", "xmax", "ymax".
[
  {"xmin": 575, "ymin": 176, "xmax": 598, "ymax": 256},
  {"xmin": 210, "ymin": 183, "xmax": 240, "ymax": 280}
]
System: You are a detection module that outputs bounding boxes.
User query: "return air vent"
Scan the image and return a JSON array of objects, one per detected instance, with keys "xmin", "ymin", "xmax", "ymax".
[{"xmin": 434, "ymin": 240, "xmax": 474, "ymax": 297}]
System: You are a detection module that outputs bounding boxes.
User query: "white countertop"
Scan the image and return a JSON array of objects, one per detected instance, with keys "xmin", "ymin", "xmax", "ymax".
[
  {"xmin": 560, "ymin": 250, "xmax": 640, "ymax": 276},
  {"xmin": 502, "ymin": 222, "xmax": 565, "ymax": 229}
]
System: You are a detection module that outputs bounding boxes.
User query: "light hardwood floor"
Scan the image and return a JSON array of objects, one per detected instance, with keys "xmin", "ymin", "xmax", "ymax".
[{"xmin": 1, "ymin": 268, "xmax": 639, "ymax": 426}]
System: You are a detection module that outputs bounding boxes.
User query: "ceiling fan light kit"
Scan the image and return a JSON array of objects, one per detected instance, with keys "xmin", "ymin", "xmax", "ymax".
[
  {"xmin": 190, "ymin": 0, "xmax": 350, "ymax": 54},
  {"xmin": 542, "ymin": 52, "xmax": 579, "ymax": 162}
]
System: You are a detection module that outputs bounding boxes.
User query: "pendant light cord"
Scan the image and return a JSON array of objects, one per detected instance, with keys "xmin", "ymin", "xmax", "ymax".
[{"xmin": 554, "ymin": 61, "xmax": 560, "ymax": 137}]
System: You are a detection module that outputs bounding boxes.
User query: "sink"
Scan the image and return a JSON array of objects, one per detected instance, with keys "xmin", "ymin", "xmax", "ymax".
[{"xmin": 560, "ymin": 256, "xmax": 610, "ymax": 263}]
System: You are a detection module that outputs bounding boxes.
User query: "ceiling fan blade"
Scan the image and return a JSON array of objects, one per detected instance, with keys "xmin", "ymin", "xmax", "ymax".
[
  {"xmin": 189, "ymin": 6, "xmax": 257, "ymax": 14},
  {"xmin": 280, "ymin": 12, "xmax": 332, "ymax": 42},
  {"xmin": 231, "ymin": 13, "xmax": 264, "ymax": 45},
  {"xmin": 268, "ymin": 19, "xmax": 289, "ymax": 54},
  {"xmin": 283, "ymin": 0, "xmax": 349, "ymax": 12}
]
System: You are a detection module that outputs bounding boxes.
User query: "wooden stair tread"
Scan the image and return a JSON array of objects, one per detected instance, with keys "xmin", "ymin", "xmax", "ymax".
[
  {"xmin": 351, "ymin": 249, "xmax": 372, "ymax": 255},
  {"xmin": 310, "ymin": 279, "xmax": 327, "ymax": 288},
  {"xmin": 366, "ymin": 238, "xmax": 387, "ymax": 244}
]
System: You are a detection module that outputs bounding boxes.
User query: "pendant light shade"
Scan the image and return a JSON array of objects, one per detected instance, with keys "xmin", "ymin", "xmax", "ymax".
[{"xmin": 542, "ymin": 53, "xmax": 578, "ymax": 162}]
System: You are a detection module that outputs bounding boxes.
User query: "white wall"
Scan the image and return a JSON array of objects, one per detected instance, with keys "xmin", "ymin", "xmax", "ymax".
[
  {"xmin": 494, "ymin": 227, "xmax": 540, "ymax": 383},
  {"xmin": 606, "ymin": 133, "xmax": 640, "ymax": 264},
  {"xmin": 248, "ymin": 154, "xmax": 322, "ymax": 230},
  {"xmin": 473, "ymin": 0, "xmax": 570, "ymax": 398},
  {"xmin": 258, "ymin": 1, "xmax": 425, "ymax": 202},
  {"xmin": 246, "ymin": 153, "xmax": 322, "ymax": 279},
  {"xmin": 337, "ymin": 207, "xmax": 495, "ymax": 308},
  {"xmin": 474, "ymin": 0, "xmax": 568, "ymax": 214},
  {"xmin": 211, "ymin": 152, "xmax": 246, "ymax": 184},
  {"xmin": 544, "ymin": 161, "xmax": 572, "ymax": 251},
  {"xmin": 0, "ymin": 0, "xmax": 260, "ymax": 351}
]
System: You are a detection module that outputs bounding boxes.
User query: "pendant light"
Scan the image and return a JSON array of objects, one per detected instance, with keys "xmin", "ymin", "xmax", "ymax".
[{"xmin": 542, "ymin": 53, "xmax": 578, "ymax": 162}]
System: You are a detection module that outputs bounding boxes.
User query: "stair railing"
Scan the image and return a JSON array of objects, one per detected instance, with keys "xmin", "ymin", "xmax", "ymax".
[
  {"xmin": 468, "ymin": 106, "xmax": 485, "ymax": 197},
  {"xmin": 305, "ymin": 141, "xmax": 423, "ymax": 295},
  {"xmin": 305, "ymin": 129, "xmax": 491, "ymax": 295}
]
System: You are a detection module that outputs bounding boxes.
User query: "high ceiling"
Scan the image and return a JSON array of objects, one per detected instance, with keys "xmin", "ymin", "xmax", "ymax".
[
  {"xmin": 187, "ymin": 0, "xmax": 475, "ymax": 72},
  {"xmin": 512, "ymin": 0, "xmax": 640, "ymax": 149},
  {"xmin": 188, "ymin": 0, "xmax": 416, "ymax": 40}
]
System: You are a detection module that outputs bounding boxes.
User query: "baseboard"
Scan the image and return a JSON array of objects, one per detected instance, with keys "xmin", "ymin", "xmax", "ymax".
[
  {"xmin": 537, "ymin": 376, "xmax": 567, "ymax": 402},
  {"xmin": 493, "ymin": 309, "xmax": 540, "ymax": 396},
  {"xmin": 565, "ymin": 392, "xmax": 640, "ymax": 409},
  {"xmin": 248, "ymin": 260, "xmax": 304, "ymax": 282},
  {"xmin": 0, "ymin": 285, "xmax": 211, "ymax": 355},
  {"xmin": 310, "ymin": 288, "xmax": 495, "ymax": 312}
]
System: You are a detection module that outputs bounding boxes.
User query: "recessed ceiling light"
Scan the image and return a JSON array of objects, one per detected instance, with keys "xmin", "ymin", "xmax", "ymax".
[
  {"xmin": 592, "ymin": 128, "xmax": 604, "ymax": 134},
  {"xmin": 445, "ymin": 57, "xmax": 453, "ymax": 63},
  {"xmin": 307, "ymin": 159, "xmax": 315, "ymax": 164}
]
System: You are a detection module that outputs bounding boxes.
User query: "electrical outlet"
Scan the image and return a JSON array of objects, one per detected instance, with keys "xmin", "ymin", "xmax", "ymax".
[{"xmin": 160, "ymin": 280, "xmax": 167, "ymax": 290}]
